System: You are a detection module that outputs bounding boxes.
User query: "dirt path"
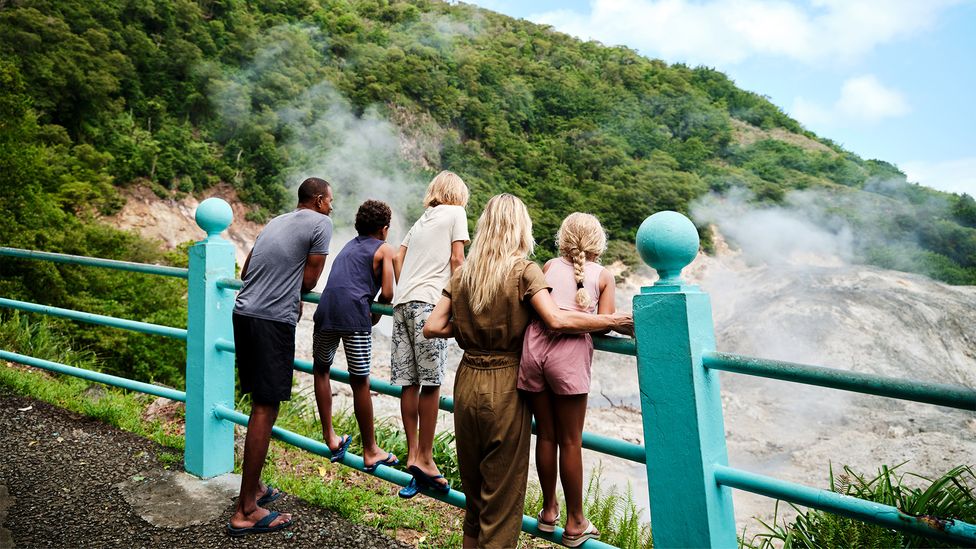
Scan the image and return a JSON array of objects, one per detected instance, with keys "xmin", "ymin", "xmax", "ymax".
[{"xmin": 0, "ymin": 392, "xmax": 411, "ymax": 549}]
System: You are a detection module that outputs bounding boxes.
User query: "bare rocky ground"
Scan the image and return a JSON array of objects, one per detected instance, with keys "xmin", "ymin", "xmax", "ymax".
[{"xmin": 0, "ymin": 392, "xmax": 410, "ymax": 549}]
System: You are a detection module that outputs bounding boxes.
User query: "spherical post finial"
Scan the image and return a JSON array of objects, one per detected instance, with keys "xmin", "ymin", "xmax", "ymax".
[
  {"xmin": 636, "ymin": 211, "xmax": 700, "ymax": 285},
  {"xmin": 195, "ymin": 198, "xmax": 233, "ymax": 239}
]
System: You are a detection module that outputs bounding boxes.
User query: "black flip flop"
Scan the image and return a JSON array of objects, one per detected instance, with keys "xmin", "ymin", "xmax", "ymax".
[
  {"xmin": 226, "ymin": 511, "xmax": 292, "ymax": 537},
  {"xmin": 256, "ymin": 485, "xmax": 282, "ymax": 507},
  {"xmin": 329, "ymin": 434, "xmax": 352, "ymax": 463},
  {"xmin": 407, "ymin": 465, "xmax": 450, "ymax": 494},
  {"xmin": 398, "ymin": 478, "xmax": 420, "ymax": 499},
  {"xmin": 364, "ymin": 453, "xmax": 399, "ymax": 473}
]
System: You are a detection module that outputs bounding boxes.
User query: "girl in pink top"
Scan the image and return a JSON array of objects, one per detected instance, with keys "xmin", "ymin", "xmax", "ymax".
[{"xmin": 518, "ymin": 212, "xmax": 616, "ymax": 547}]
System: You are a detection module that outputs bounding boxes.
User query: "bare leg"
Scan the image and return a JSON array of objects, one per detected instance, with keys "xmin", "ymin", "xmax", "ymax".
[
  {"xmin": 412, "ymin": 384, "xmax": 448, "ymax": 487},
  {"xmin": 313, "ymin": 367, "xmax": 344, "ymax": 451},
  {"xmin": 229, "ymin": 402, "xmax": 292, "ymax": 528},
  {"xmin": 400, "ymin": 384, "xmax": 420, "ymax": 466},
  {"xmin": 554, "ymin": 393, "xmax": 589, "ymax": 536},
  {"xmin": 528, "ymin": 389, "xmax": 559, "ymax": 524},
  {"xmin": 350, "ymin": 374, "xmax": 396, "ymax": 466}
]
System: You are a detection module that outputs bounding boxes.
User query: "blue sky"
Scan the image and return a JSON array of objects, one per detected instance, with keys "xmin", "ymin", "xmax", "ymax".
[{"xmin": 465, "ymin": 0, "xmax": 976, "ymax": 196}]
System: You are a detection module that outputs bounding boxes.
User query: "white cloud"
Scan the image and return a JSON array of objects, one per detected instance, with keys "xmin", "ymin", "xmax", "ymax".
[
  {"xmin": 901, "ymin": 157, "xmax": 976, "ymax": 195},
  {"xmin": 528, "ymin": 0, "xmax": 960, "ymax": 66},
  {"xmin": 836, "ymin": 75, "xmax": 910, "ymax": 121},
  {"xmin": 790, "ymin": 74, "xmax": 910, "ymax": 127}
]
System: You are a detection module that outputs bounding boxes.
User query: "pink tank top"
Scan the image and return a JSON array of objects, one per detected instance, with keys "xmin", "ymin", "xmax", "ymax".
[{"xmin": 546, "ymin": 258, "xmax": 603, "ymax": 314}]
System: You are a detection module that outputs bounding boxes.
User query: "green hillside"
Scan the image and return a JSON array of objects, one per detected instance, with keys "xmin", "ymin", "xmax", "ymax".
[{"xmin": 2, "ymin": 0, "xmax": 975, "ymax": 384}]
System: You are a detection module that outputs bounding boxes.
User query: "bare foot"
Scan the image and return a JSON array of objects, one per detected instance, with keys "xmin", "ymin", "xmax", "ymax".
[
  {"xmin": 228, "ymin": 506, "xmax": 292, "ymax": 530},
  {"xmin": 363, "ymin": 446, "xmax": 398, "ymax": 469},
  {"xmin": 326, "ymin": 433, "xmax": 348, "ymax": 452}
]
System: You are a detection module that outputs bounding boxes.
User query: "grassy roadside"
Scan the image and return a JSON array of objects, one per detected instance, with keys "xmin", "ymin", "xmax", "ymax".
[
  {"xmin": 0, "ymin": 312, "xmax": 654, "ymax": 548},
  {"xmin": 0, "ymin": 361, "xmax": 465, "ymax": 546}
]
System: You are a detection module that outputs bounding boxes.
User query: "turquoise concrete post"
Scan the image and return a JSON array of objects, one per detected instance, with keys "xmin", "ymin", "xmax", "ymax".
[
  {"xmin": 634, "ymin": 211, "xmax": 736, "ymax": 548},
  {"xmin": 184, "ymin": 198, "xmax": 236, "ymax": 478}
]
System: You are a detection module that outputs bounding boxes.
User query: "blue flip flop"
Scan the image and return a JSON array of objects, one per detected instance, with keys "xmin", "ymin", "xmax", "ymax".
[
  {"xmin": 407, "ymin": 465, "xmax": 450, "ymax": 494},
  {"xmin": 226, "ymin": 511, "xmax": 292, "ymax": 537},
  {"xmin": 256, "ymin": 485, "xmax": 282, "ymax": 507},
  {"xmin": 398, "ymin": 478, "xmax": 420, "ymax": 499},
  {"xmin": 364, "ymin": 453, "xmax": 399, "ymax": 473},
  {"xmin": 329, "ymin": 434, "xmax": 352, "ymax": 463}
]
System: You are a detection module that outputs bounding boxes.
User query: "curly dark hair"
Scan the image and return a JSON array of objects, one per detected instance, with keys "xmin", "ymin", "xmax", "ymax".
[{"xmin": 355, "ymin": 199, "xmax": 392, "ymax": 236}]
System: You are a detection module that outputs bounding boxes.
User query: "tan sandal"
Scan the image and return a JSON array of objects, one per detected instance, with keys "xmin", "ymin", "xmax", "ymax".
[
  {"xmin": 562, "ymin": 521, "xmax": 599, "ymax": 547},
  {"xmin": 536, "ymin": 508, "xmax": 558, "ymax": 533}
]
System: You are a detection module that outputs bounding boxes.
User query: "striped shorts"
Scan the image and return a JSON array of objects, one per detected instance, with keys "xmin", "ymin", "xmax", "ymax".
[{"xmin": 312, "ymin": 330, "xmax": 372, "ymax": 377}]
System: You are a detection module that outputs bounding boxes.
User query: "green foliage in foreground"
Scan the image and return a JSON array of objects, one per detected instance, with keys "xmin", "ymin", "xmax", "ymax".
[
  {"xmin": 745, "ymin": 464, "xmax": 976, "ymax": 549},
  {"xmin": 0, "ymin": 314, "xmax": 183, "ymax": 450}
]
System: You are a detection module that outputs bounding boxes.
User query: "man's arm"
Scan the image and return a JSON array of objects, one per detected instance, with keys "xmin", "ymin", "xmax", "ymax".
[
  {"xmin": 240, "ymin": 251, "xmax": 252, "ymax": 280},
  {"xmin": 302, "ymin": 254, "xmax": 327, "ymax": 293}
]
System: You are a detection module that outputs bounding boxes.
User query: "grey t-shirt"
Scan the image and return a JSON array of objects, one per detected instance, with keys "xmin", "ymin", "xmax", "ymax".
[{"xmin": 234, "ymin": 208, "xmax": 333, "ymax": 326}]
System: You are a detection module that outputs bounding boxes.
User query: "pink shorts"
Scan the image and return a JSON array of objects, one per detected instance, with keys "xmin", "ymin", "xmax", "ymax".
[{"xmin": 518, "ymin": 319, "xmax": 594, "ymax": 395}]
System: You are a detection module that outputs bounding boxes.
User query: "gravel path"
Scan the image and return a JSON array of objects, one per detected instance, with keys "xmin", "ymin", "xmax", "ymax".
[{"xmin": 0, "ymin": 392, "xmax": 412, "ymax": 549}]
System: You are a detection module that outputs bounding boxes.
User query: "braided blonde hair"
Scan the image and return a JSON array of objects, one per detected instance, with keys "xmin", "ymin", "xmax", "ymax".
[
  {"xmin": 556, "ymin": 212, "xmax": 607, "ymax": 309},
  {"xmin": 460, "ymin": 194, "xmax": 535, "ymax": 314}
]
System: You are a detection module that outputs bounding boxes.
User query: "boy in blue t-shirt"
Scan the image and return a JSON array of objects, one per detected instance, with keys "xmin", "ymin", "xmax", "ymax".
[{"xmin": 312, "ymin": 200, "xmax": 399, "ymax": 472}]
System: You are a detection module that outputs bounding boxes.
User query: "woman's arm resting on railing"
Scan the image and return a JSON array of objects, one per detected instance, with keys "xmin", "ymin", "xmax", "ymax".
[
  {"xmin": 530, "ymin": 289, "xmax": 633, "ymax": 336},
  {"xmin": 422, "ymin": 295, "xmax": 454, "ymax": 338}
]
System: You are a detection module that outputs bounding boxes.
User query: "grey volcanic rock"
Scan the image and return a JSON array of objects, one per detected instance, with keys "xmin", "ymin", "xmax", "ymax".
[{"xmin": 701, "ymin": 258, "xmax": 976, "ymax": 528}]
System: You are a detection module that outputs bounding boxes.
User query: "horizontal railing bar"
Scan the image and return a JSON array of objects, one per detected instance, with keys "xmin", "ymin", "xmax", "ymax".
[
  {"xmin": 593, "ymin": 334, "xmax": 636, "ymax": 356},
  {"xmin": 714, "ymin": 464, "xmax": 976, "ymax": 545},
  {"xmin": 703, "ymin": 352, "xmax": 976, "ymax": 411},
  {"xmin": 0, "ymin": 247, "xmax": 189, "ymax": 279},
  {"xmin": 217, "ymin": 278, "xmax": 635, "ymax": 354},
  {"xmin": 0, "ymin": 349, "xmax": 186, "ymax": 402},
  {"xmin": 0, "ymin": 298, "xmax": 188, "ymax": 341},
  {"xmin": 212, "ymin": 404, "xmax": 614, "ymax": 547},
  {"xmin": 214, "ymin": 338, "xmax": 645, "ymax": 463}
]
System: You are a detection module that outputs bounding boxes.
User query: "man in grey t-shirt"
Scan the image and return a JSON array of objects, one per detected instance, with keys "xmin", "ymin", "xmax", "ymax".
[{"xmin": 227, "ymin": 177, "xmax": 333, "ymax": 536}]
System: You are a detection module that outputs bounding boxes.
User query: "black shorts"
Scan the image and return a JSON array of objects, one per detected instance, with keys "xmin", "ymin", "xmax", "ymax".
[{"xmin": 233, "ymin": 313, "xmax": 296, "ymax": 404}]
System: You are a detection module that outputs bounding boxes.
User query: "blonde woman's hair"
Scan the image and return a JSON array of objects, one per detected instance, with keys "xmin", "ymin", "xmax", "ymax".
[
  {"xmin": 423, "ymin": 170, "xmax": 470, "ymax": 207},
  {"xmin": 460, "ymin": 194, "xmax": 535, "ymax": 314},
  {"xmin": 556, "ymin": 212, "xmax": 607, "ymax": 309}
]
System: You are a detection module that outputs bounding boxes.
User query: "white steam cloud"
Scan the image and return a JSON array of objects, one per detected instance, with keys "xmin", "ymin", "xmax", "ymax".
[{"xmin": 206, "ymin": 24, "xmax": 443, "ymax": 240}]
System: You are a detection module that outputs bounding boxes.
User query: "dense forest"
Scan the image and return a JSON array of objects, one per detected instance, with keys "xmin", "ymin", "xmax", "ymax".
[{"xmin": 1, "ymin": 0, "xmax": 975, "ymax": 386}]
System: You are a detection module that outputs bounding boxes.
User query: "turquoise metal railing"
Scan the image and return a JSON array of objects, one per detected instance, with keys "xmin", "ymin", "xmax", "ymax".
[
  {"xmin": 2, "ymin": 199, "xmax": 974, "ymax": 547},
  {"xmin": 0, "ymin": 349, "xmax": 186, "ymax": 402},
  {"xmin": 0, "ymin": 247, "xmax": 189, "ymax": 278},
  {"xmin": 0, "ymin": 298, "xmax": 188, "ymax": 340},
  {"xmin": 631, "ymin": 211, "xmax": 976, "ymax": 547},
  {"xmin": 703, "ymin": 352, "xmax": 976, "ymax": 410}
]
